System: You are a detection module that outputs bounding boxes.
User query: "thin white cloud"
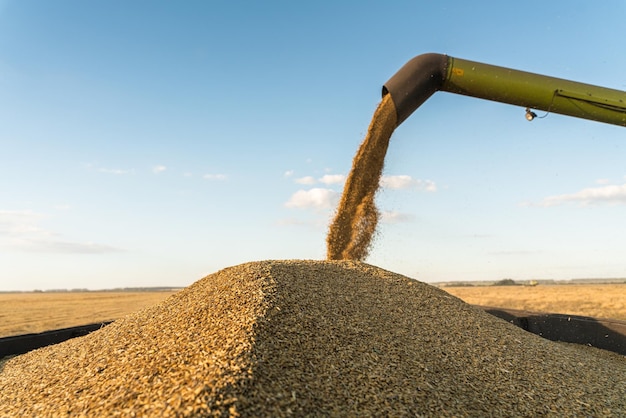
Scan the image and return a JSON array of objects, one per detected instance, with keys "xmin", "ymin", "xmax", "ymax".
[
  {"xmin": 319, "ymin": 174, "xmax": 345, "ymax": 185},
  {"xmin": 380, "ymin": 175, "xmax": 437, "ymax": 192},
  {"xmin": 284, "ymin": 170, "xmax": 294, "ymax": 178},
  {"xmin": 153, "ymin": 165, "xmax": 167, "ymax": 174},
  {"xmin": 295, "ymin": 176, "xmax": 317, "ymax": 185},
  {"xmin": 380, "ymin": 210, "xmax": 414, "ymax": 224},
  {"xmin": 0, "ymin": 210, "xmax": 49, "ymax": 237},
  {"xmin": 11, "ymin": 239, "xmax": 124, "ymax": 254},
  {"xmin": 293, "ymin": 174, "xmax": 345, "ymax": 186},
  {"xmin": 541, "ymin": 182, "xmax": 626, "ymax": 206},
  {"xmin": 285, "ymin": 188, "xmax": 339, "ymax": 210},
  {"xmin": 99, "ymin": 168, "xmax": 133, "ymax": 175},
  {"xmin": 424, "ymin": 181, "xmax": 437, "ymax": 192},
  {"xmin": 0, "ymin": 210, "xmax": 123, "ymax": 254},
  {"xmin": 203, "ymin": 173, "xmax": 227, "ymax": 181}
]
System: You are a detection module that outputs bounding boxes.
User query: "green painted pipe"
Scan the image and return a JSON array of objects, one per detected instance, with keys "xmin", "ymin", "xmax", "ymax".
[{"xmin": 383, "ymin": 53, "xmax": 626, "ymax": 128}]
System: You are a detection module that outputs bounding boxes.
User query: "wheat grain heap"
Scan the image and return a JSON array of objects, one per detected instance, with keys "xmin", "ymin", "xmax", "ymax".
[{"xmin": 1, "ymin": 260, "xmax": 625, "ymax": 416}]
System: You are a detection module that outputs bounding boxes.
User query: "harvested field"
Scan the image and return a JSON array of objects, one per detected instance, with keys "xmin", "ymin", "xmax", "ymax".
[
  {"xmin": 2, "ymin": 283, "xmax": 623, "ymax": 340},
  {"xmin": 1, "ymin": 260, "xmax": 624, "ymax": 417},
  {"xmin": 443, "ymin": 284, "xmax": 626, "ymax": 320},
  {"xmin": 0, "ymin": 291, "xmax": 177, "ymax": 338}
]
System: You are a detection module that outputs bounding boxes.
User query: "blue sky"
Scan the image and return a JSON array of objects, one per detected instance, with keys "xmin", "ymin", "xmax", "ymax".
[{"xmin": 1, "ymin": 1, "xmax": 625, "ymax": 290}]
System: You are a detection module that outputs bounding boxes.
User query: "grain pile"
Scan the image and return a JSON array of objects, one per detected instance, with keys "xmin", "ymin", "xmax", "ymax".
[
  {"xmin": 326, "ymin": 94, "xmax": 397, "ymax": 260},
  {"xmin": 1, "ymin": 260, "xmax": 625, "ymax": 417}
]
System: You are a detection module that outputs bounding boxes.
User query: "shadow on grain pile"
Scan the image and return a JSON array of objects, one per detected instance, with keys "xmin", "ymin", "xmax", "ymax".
[{"xmin": 1, "ymin": 260, "xmax": 625, "ymax": 417}]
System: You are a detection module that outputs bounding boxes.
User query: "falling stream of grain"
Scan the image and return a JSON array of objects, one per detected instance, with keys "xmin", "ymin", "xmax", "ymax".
[{"xmin": 326, "ymin": 94, "xmax": 397, "ymax": 260}]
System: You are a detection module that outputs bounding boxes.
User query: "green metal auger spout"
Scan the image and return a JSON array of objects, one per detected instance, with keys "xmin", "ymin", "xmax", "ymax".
[{"xmin": 382, "ymin": 53, "xmax": 626, "ymax": 128}]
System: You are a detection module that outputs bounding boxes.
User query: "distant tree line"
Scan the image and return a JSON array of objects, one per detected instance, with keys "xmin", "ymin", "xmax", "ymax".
[{"xmin": 492, "ymin": 279, "xmax": 518, "ymax": 286}]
